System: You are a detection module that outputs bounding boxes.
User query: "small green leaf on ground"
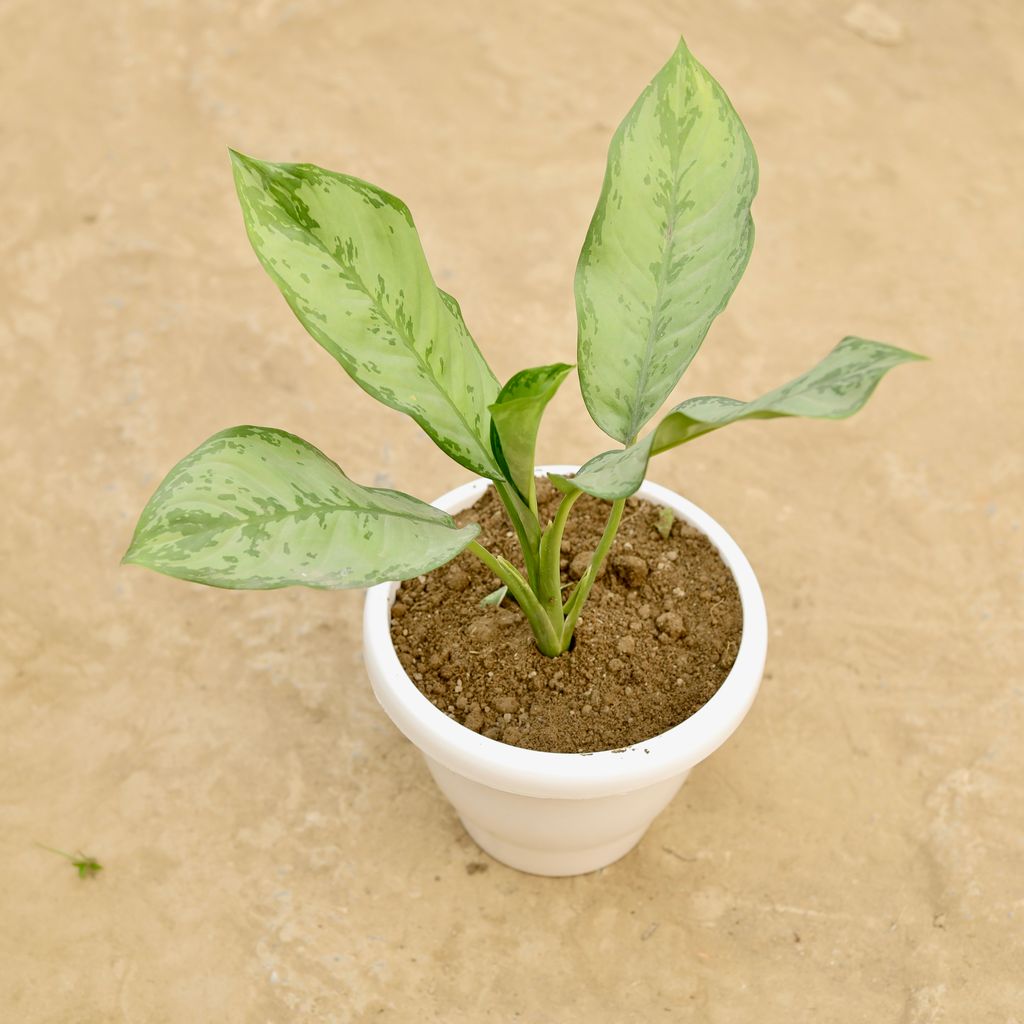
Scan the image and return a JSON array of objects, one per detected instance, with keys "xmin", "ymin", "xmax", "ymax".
[
  {"xmin": 37, "ymin": 843, "xmax": 103, "ymax": 879},
  {"xmin": 479, "ymin": 585, "xmax": 508, "ymax": 608},
  {"xmin": 655, "ymin": 506, "xmax": 675, "ymax": 540}
]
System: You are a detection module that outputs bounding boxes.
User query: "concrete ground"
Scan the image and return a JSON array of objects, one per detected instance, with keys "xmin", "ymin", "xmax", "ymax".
[{"xmin": 2, "ymin": 0, "xmax": 1021, "ymax": 1020}]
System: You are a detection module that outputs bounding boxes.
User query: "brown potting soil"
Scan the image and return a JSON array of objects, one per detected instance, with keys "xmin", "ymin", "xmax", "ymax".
[{"xmin": 390, "ymin": 480, "xmax": 743, "ymax": 753}]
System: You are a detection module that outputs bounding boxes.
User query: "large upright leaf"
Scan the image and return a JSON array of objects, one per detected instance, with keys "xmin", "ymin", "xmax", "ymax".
[
  {"xmin": 560, "ymin": 338, "xmax": 926, "ymax": 499},
  {"xmin": 230, "ymin": 152, "xmax": 502, "ymax": 477},
  {"xmin": 576, "ymin": 37, "xmax": 758, "ymax": 445},
  {"xmin": 124, "ymin": 426, "xmax": 478, "ymax": 589},
  {"xmin": 489, "ymin": 363, "xmax": 574, "ymax": 506}
]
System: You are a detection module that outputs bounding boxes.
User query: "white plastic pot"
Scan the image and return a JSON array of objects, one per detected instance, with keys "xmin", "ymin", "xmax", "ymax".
[{"xmin": 363, "ymin": 466, "xmax": 767, "ymax": 876}]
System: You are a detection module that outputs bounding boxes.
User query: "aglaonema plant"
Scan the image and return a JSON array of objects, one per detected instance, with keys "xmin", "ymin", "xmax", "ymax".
[{"xmin": 124, "ymin": 38, "xmax": 923, "ymax": 657}]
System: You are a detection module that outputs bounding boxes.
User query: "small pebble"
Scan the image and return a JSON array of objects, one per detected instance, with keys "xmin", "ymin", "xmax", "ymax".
[
  {"xmin": 571, "ymin": 550, "xmax": 606, "ymax": 581},
  {"xmin": 445, "ymin": 567, "xmax": 470, "ymax": 591},
  {"xmin": 613, "ymin": 555, "xmax": 649, "ymax": 588},
  {"xmin": 656, "ymin": 611, "xmax": 685, "ymax": 639}
]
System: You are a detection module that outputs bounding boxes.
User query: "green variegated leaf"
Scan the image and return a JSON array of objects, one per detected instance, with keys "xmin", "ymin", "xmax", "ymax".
[
  {"xmin": 489, "ymin": 363, "xmax": 574, "ymax": 506},
  {"xmin": 230, "ymin": 151, "xmax": 502, "ymax": 477},
  {"xmin": 561, "ymin": 338, "xmax": 926, "ymax": 499},
  {"xmin": 124, "ymin": 426, "xmax": 478, "ymax": 589},
  {"xmin": 576, "ymin": 37, "xmax": 758, "ymax": 445}
]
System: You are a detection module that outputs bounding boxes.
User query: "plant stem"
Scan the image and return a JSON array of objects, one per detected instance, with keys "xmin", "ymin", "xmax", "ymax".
[
  {"xmin": 36, "ymin": 842, "xmax": 74, "ymax": 861},
  {"xmin": 466, "ymin": 539, "xmax": 561, "ymax": 655},
  {"xmin": 470, "ymin": 479, "xmax": 622, "ymax": 658},
  {"xmin": 559, "ymin": 496, "xmax": 625, "ymax": 650},
  {"xmin": 537, "ymin": 487, "xmax": 581, "ymax": 637},
  {"xmin": 549, "ymin": 487, "xmax": 583, "ymax": 560},
  {"xmin": 493, "ymin": 480, "xmax": 540, "ymax": 589}
]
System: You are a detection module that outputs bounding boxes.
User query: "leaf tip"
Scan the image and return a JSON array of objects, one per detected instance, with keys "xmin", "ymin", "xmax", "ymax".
[
  {"xmin": 227, "ymin": 147, "xmax": 252, "ymax": 171},
  {"xmin": 547, "ymin": 473, "xmax": 579, "ymax": 497},
  {"xmin": 228, "ymin": 148, "xmax": 270, "ymax": 188}
]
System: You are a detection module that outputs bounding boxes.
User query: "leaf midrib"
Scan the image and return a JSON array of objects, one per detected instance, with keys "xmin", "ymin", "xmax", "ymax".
[
  {"xmin": 144, "ymin": 498, "xmax": 455, "ymax": 550},
  {"xmin": 619, "ymin": 75, "xmax": 745, "ymax": 441},
  {"xmin": 623, "ymin": 75, "xmax": 695, "ymax": 442}
]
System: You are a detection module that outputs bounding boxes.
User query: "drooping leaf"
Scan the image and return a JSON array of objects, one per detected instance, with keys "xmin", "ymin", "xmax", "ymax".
[
  {"xmin": 576, "ymin": 37, "xmax": 758, "ymax": 445},
  {"xmin": 230, "ymin": 151, "xmax": 502, "ymax": 477},
  {"xmin": 489, "ymin": 363, "xmax": 574, "ymax": 505},
  {"xmin": 560, "ymin": 338, "xmax": 926, "ymax": 499},
  {"xmin": 124, "ymin": 426, "xmax": 478, "ymax": 589}
]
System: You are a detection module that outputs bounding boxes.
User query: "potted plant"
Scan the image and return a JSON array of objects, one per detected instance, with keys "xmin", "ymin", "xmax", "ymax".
[{"xmin": 124, "ymin": 37, "xmax": 923, "ymax": 875}]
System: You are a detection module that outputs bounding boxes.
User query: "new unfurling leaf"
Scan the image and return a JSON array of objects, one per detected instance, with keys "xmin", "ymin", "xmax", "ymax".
[{"xmin": 490, "ymin": 363, "xmax": 574, "ymax": 509}]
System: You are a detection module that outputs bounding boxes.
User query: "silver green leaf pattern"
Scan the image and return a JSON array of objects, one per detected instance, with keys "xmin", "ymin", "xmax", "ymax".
[
  {"xmin": 123, "ymin": 426, "xmax": 479, "ymax": 589},
  {"xmin": 489, "ymin": 363, "xmax": 574, "ymax": 505},
  {"xmin": 576, "ymin": 37, "xmax": 758, "ymax": 445},
  {"xmin": 230, "ymin": 151, "xmax": 502, "ymax": 478},
  {"xmin": 561, "ymin": 338, "xmax": 926, "ymax": 499}
]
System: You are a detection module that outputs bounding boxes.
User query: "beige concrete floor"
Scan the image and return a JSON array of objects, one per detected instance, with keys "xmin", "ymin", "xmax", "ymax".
[{"xmin": 2, "ymin": 0, "xmax": 1021, "ymax": 1020}]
